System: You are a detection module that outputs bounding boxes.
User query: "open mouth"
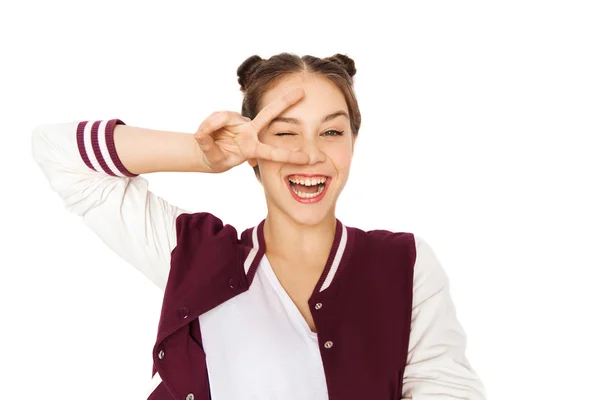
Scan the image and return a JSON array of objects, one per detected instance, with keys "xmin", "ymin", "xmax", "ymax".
[{"xmin": 287, "ymin": 176, "xmax": 328, "ymax": 200}]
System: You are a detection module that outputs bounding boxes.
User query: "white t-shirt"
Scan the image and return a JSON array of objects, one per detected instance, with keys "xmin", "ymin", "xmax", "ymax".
[
  {"xmin": 200, "ymin": 255, "xmax": 328, "ymax": 399},
  {"xmin": 31, "ymin": 120, "xmax": 487, "ymax": 400}
]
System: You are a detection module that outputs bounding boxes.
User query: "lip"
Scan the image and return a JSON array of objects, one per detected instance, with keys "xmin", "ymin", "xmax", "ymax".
[
  {"xmin": 285, "ymin": 173, "xmax": 331, "ymax": 179},
  {"xmin": 285, "ymin": 175, "xmax": 331, "ymax": 204}
]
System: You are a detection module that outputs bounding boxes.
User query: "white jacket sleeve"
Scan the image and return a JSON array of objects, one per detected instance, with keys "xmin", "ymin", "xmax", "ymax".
[
  {"xmin": 31, "ymin": 119, "xmax": 189, "ymax": 291},
  {"xmin": 401, "ymin": 236, "xmax": 487, "ymax": 399}
]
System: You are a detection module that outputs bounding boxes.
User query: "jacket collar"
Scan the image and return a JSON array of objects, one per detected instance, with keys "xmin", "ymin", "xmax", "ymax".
[
  {"xmin": 156, "ymin": 216, "xmax": 355, "ymax": 345},
  {"xmin": 241, "ymin": 217, "xmax": 355, "ymax": 297}
]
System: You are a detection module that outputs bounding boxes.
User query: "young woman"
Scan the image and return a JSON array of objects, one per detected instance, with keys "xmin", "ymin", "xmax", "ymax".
[{"xmin": 31, "ymin": 53, "xmax": 486, "ymax": 400}]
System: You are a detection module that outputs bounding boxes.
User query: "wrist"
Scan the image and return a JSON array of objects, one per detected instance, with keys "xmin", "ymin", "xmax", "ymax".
[{"xmin": 190, "ymin": 133, "xmax": 215, "ymax": 173}]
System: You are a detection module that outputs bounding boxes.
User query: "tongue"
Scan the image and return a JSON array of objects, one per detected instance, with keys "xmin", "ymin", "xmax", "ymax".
[{"xmin": 294, "ymin": 183, "xmax": 319, "ymax": 193}]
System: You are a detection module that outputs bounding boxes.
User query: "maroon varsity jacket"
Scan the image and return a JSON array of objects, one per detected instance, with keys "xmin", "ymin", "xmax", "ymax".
[
  {"xmin": 30, "ymin": 118, "xmax": 485, "ymax": 399},
  {"xmin": 148, "ymin": 211, "xmax": 416, "ymax": 400}
]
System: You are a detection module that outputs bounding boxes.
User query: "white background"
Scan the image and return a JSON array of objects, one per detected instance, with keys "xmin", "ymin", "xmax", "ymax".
[{"xmin": 1, "ymin": 0, "xmax": 599, "ymax": 398}]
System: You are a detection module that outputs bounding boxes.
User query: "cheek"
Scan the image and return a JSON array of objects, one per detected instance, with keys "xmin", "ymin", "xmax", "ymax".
[
  {"xmin": 326, "ymin": 144, "xmax": 354, "ymax": 174},
  {"xmin": 257, "ymin": 159, "xmax": 283, "ymax": 183}
]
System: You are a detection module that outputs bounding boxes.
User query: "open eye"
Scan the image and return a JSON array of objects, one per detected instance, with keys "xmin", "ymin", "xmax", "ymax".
[{"xmin": 322, "ymin": 130, "xmax": 344, "ymax": 137}]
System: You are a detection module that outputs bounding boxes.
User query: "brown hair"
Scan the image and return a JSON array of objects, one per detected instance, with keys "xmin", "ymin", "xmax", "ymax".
[{"xmin": 237, "ymin": 52, "xmax": 361, "ymax": 182}]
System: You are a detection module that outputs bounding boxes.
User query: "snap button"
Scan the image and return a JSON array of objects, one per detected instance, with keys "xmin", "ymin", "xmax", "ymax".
[
  {"xmin": 228, "ymin": 277, "xmax": 240, "ymax": 289},
  {"xmin": 158, "ymin": 349, "xmax": 165, "ymax": 360},
  {"xmin": 314, "ymin": 302, "xmax": 323, "ymax": 310},
  {"xmin": 186, "ymin": 393, "xmax": 195, "ymax": 400},
  {"xmin": 178, "ymin": 306, "xmax": 190, "ymax": 319},
  {"xmin": 324, "ymin": 340, "xmax": 333, "ymax": 349}
]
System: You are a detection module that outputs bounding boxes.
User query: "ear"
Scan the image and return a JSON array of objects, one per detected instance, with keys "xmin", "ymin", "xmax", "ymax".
[{"xmin": 247, "ymin": 158, "xmax": 258, "ymax": 168}]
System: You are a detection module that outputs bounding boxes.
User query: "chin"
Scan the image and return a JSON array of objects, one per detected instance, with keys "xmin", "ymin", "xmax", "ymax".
[{"xmin": 287, "ymin": 208, "xmax": 334, "ymax": 227}]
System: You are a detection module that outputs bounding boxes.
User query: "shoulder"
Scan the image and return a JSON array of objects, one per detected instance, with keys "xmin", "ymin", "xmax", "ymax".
[
  {"xmin": 411, "ymin": 235, "xmax": 450, "ymax": 301},
  {"xmin": 351, "ymin": 225, "xmax": 417, "ymax": 259},
  {"xmin": 345, "ymin": 225, "xmax": 418, "ymax": 281},
  {"xmin": 175, "ymin": 211, "xmax": 226, "ymax": 234},
  {"xmin": 349, "ymin": 226, "xmax": 441, "ymax": 272},
  {"xmin": 350, "ymin": 227, "xmax": 449, "ymax": 298},
  {"xmin": 174, "ymin": 211, "xmax": 241, "ymax": 246}
]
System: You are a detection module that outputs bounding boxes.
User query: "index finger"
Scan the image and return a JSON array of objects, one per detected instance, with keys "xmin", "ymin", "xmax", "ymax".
[{"xmin": 248, "ymin": 87, "xmax": 305, "ymax": 134}]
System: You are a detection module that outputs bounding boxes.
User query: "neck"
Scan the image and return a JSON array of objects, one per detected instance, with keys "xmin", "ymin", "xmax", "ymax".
[{"xmin": 263, "ymin": 210, "xmax": 337, "ymax": 268}]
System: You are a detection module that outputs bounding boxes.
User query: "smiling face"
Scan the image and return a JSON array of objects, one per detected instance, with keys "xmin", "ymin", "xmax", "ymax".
[{"xmin": 248, "ymin": 72, "xmax": 355, "ymax": 226}]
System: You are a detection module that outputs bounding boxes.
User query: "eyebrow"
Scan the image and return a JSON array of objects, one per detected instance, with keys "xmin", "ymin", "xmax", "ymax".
[{"xmin": 268, "ymin": 110, "xmax": 349, "ymax": 127}]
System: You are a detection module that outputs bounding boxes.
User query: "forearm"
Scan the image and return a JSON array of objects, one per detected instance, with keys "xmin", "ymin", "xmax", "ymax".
[
  {"xmin": 31, "ymin": 119, "xmax": 190, "ymax": 290},
  {"xmin": 114, "ymin": 124, "xmax": 209, "ymax": 174}
]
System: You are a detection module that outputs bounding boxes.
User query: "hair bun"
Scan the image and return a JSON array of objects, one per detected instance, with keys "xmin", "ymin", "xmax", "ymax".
[
  {"xmin": 237, "ymin": 55, "xmax": 264, "ymax": 91},
  {"xmin": 326, "ymin": 53, "xmax": 356, "ymax": 78}
]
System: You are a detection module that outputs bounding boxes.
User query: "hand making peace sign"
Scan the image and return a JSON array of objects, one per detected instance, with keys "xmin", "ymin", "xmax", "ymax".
[{"xmin": 194, "ymin": 87, "xmax": 309, "ymax": 173}]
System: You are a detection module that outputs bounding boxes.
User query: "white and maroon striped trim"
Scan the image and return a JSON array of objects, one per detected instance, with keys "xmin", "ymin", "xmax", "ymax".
[
  {"xmin": 318, "ymin": 223, "xmax": 348, "ymax": 292},
  {"xmin": 243, "ymin": 219, "xmax": 349, "ymax": 292},
  {"xmin": 244, "ymin": 219, "xmax": 268, "ymax": 285},
  {"xmin": 244, "ymin": 226, "xmax": 260, "ymax": 274},
  {"xmin": 76, "ymin": 119, "xmax": 138, "ymax": 177}
]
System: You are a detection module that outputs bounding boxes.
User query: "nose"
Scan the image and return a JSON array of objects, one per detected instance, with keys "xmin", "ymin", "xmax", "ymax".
[{"xmin": 299, "ymin": 138, "xmax": 326, "ymax": 165}]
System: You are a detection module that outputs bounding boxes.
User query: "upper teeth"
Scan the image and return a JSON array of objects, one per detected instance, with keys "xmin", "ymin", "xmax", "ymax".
[{"xmin": 289, "ymin": 176, "xmax": 327, "ymax": 186}]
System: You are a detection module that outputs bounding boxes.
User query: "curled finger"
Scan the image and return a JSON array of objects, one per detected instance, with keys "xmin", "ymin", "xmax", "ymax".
[{"xmin": 196, "ymin": 111, "xmax": 229, "ymax": 137}]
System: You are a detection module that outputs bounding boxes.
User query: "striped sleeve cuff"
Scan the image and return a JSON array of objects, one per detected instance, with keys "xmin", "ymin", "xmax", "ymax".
[{"xmin": 76, "ymin": 119, "xmax": 139, "ymax": 177}]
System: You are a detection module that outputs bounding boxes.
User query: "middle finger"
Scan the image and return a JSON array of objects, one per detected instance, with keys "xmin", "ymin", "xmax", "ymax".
[{"xmin": 248, "ymin": 87, "xmax": 305, "ymax": 134}]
